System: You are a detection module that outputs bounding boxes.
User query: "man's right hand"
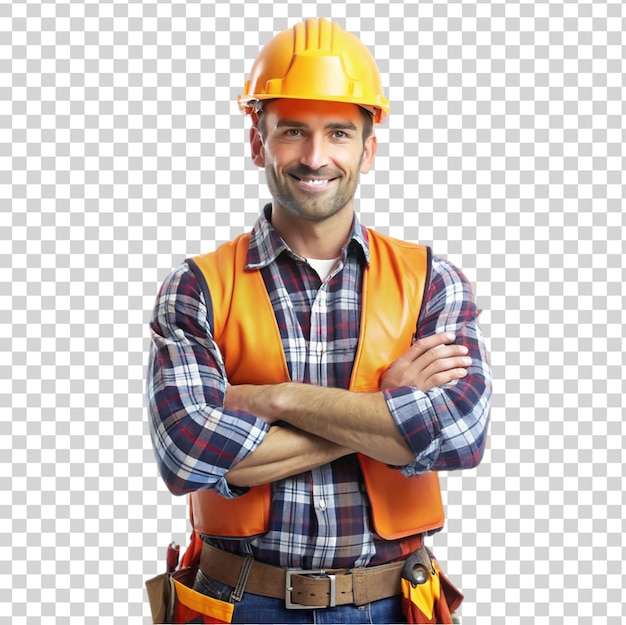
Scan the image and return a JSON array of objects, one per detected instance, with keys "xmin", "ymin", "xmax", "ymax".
[{"xmin": 380, "ymin": 332, "xmax": 472, "ymax": 392}]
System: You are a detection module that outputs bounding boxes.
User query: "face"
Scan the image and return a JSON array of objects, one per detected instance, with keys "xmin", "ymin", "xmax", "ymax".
[{"xmin": 251, "ymin": 99, "xmax": 377, "ymax": 223}]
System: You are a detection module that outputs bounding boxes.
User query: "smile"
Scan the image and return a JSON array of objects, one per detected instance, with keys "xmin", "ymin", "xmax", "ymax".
[{"xmin": 289, "ymin": 175, "xmax": 337, "ymax": 189}]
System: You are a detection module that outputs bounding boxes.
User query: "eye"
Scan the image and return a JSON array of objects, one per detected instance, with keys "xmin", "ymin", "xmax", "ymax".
[
  {"xmin": 332, "ymin": 130, "xmax": 353, "ymax": 141},
  {"xmin": 285, "ymin": 129, "xmax": 302, "ymax": 137}
]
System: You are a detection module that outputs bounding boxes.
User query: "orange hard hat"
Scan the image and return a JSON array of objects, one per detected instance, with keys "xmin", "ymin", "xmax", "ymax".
[{"xmin": 239, "ymin": 18, "xmax": 390, "ymax": 124}]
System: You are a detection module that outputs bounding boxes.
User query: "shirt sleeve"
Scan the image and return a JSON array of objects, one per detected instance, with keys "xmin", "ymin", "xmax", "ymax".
[
  {"xmin": 146, "ymin": 262, "xmax": 270, "ymax": 496},
  {"xmin": 383, "ymin": 256, "xmax": 492, "ymax": 476}
]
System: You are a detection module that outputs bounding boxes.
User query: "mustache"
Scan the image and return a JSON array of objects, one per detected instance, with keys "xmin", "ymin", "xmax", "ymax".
[{"xmin": 286, "ymin": 165, "xmax": 342, "ymax": 180}]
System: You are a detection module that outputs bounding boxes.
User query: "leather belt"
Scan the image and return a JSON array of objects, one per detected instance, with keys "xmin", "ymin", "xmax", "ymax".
[{"xmin": 199, "ymin": 542, "xmax": 408, "ymax": 608}]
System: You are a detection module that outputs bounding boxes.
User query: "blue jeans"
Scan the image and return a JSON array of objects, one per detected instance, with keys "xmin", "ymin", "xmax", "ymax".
[{"xmin": 192, "ymin": 570, "xmax": 406, "ymax": 624}]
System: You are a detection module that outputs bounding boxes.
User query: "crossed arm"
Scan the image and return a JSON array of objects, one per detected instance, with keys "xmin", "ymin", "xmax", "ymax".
[
  {"xmin": 224, "ymin": 332, "xmax": 471, "ymax": 487},
  {"xmin": 148, "ymin": 259, "xmax": 491, "ymax": 496}
]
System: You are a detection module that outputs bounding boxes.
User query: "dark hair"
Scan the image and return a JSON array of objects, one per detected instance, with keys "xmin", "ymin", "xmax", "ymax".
[
  {"xmin": 256, "ymin": 102, "xmax": 374, "ymax": 145},
  {"xmin": 359, "ymin": 107, "xmax": 374, "ymax": 143}
]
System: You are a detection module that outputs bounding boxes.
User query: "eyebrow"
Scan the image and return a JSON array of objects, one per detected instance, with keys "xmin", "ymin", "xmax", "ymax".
[{"xmin": 275, "ymin": 120, "xmax": 358, "ymax": 132}]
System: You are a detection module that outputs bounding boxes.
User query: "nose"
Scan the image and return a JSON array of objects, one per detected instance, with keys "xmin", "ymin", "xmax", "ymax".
[{"xmin": 299, "ymin": 133, "xmax": 329, "ymax": 171}]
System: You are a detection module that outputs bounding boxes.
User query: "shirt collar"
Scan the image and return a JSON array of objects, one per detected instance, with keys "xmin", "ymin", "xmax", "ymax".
[{"xmin": 246, "ymin": 204, "xmax": 370, "ymax": 269}]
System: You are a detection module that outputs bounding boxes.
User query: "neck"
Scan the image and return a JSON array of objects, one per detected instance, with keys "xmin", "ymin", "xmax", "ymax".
[{"xmin": 270, "ymin": 204, "xmax": 354, "ymax": 260}]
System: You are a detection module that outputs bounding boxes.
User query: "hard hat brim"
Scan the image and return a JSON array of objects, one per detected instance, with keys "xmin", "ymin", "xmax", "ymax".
[{"xmin": 238, "ymin": 94, "xmax": 389, "ymax": 125}]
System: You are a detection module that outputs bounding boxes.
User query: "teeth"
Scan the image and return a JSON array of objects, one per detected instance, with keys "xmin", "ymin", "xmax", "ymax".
[{"xmin": 304, "ymin": 179, "xmax": 328, "ymax": 185}]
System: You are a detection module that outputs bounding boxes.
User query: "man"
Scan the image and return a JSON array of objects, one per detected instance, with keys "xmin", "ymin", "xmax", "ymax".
[{"xmin": 147, "ymin": 18, "xmax": 491, "ymax": 624}]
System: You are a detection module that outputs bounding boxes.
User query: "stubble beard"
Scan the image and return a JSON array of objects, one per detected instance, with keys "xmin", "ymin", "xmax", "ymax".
[{"xmin": 265, "ymin": 161, "xmax": 362, "ymax": 223}]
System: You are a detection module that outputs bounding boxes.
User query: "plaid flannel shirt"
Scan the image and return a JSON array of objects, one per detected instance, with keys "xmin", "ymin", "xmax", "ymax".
[{"xmin": 147, "ymin": 206, "xmax": 491, "ymax": 569}]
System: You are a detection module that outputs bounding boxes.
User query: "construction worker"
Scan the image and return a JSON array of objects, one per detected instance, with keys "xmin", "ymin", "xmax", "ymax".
[{"xmin": 147, "ymin": 17, "xmax": 491, "ymax": 624}]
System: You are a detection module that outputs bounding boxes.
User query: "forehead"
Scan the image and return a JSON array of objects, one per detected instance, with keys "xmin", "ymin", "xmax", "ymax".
[{"xmin": 262, "ymin": 99, "xmax": 365, "ymax": 127}]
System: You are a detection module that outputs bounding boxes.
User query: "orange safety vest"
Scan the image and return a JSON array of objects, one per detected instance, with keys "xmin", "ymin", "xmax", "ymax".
[{"xmin": 187, "ymin": 229, "xmax": 444, "ymax": 542}]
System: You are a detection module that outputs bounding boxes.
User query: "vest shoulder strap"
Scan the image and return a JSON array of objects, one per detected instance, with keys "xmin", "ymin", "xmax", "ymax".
[
  {"xmin": 188, "ymin": 233, "xmax": 289, "ymax": 385},
  {"xmin": 186, "ymin": 233, "xmax": 251, "ymax": 340}
]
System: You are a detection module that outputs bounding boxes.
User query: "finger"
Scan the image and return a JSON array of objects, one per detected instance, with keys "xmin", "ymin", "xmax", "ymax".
[
  {"xmin": 417, "ymin": 344, "xmax": 469, "ymax": 369},
  {"xmin": 421, "ymin": 354, "xmax": 472, "ymax": 377},
  {"xmin": 394, "ymin": 333, "xmax": 460, "ymax": 367},
  {"xmin": 424, "ymin": 367, "xmax": 468, "ymax": 390},
  {"xmin": 408, "ymin": 332, "xmax": 457, "ymax": 360}
]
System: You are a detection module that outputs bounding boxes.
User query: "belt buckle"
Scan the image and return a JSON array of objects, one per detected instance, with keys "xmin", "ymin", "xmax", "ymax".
[{"xmin": 285, "ymin": 568, "xmax": 337, "ymax": 609}]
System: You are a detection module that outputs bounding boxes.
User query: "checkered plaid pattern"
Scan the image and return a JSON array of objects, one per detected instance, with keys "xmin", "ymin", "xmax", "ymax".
[{"xmin": 2, "ymin": 0, "xmax": 624, "ymax": 623}]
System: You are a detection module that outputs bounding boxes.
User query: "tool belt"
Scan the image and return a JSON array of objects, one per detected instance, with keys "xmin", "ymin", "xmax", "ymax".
[
  {"xmin": 146, "ymin": 538, "xmax": 463, "ymax": 623},
  {"xmin": 199, "ymin": 542, "xmax": 409, "ymax": 608}
]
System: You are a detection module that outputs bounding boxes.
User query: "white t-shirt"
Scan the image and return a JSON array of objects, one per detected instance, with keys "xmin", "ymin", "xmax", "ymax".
[{"xmin": 307, "ymin": 257, "xmax": 339, "ymax": 282}]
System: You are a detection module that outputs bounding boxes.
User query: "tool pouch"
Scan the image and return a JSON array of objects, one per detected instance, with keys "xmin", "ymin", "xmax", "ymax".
[
  {"xmin": 170, "ymin": 566, "xmax": 234, "ymax": 624},
  {"xmin": 147, "ymin": 537, "xmax": 234, "ymax": 624},
  {"xmin": 146, "ymin": 571, "xmax": 176, "ymax": 624},
  {"xmin": 146, "ymin": 543, "xmax": 179, "ymax": 623},
  {"xmin": 400, "ymin": 546, "xmax": 464, "ymax": 624},
  {"xmin": 146, "ymin": 566, "xmax": 235, "ymax": 624}
]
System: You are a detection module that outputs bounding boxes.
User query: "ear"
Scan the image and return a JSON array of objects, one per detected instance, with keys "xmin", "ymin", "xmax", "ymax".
[
  {"xmin": 250, "ymin": 126, "xmax": 265, "ymax": 168},
  {"xmin": 359, "ymin": 133, "xmax": 377, "ymax": 174}
]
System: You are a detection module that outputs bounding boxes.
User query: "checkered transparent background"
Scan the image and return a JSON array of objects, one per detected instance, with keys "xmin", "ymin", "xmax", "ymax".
[{"xmin": 2, "ymin": 0, "xmax": 625, "ymax": 622}]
